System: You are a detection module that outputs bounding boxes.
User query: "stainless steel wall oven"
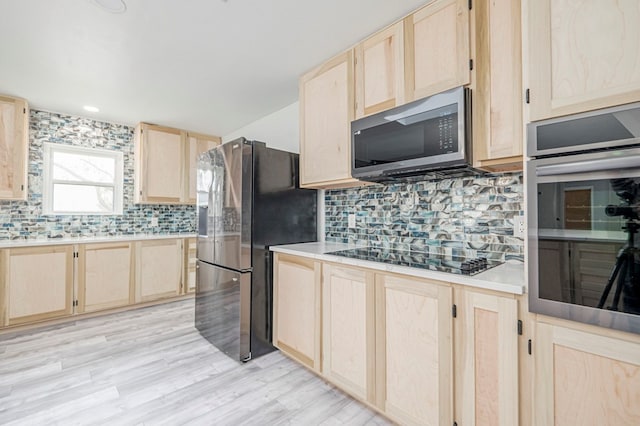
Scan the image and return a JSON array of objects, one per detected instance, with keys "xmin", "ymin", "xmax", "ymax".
[{"xmin": 527, "ymin": 101, "xmax": 640, "ymax": 334}]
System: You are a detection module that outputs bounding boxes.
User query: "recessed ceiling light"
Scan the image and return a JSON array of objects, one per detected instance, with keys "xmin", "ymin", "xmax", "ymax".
[
  {"xmin": 90, "ymin": 0, "xmax": 127, "ymax": 14},
  {"xmin": 83, "ymin": 105, "xmax": 100, "ymax": 113}
]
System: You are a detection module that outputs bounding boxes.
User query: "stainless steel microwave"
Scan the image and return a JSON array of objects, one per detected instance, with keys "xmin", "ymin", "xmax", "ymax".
[{"xmin": 351, "ymin": 86, "xmax": 474, "ymax": 182}]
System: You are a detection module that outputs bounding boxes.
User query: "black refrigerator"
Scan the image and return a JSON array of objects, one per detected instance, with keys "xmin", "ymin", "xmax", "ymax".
[{"xmin": 195, "ymin": 138, "xmax": 317, "ymax": 362}]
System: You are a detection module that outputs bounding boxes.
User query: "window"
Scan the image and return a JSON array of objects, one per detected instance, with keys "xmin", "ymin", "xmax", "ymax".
[{"xmin": 43, "ymin": 143, "xmax": 124, "ymax": 215}]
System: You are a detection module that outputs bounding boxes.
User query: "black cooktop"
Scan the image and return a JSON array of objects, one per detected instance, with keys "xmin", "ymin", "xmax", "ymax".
[{"xmin": 326, "ymin": 247, "xmax": 501, "ymax": 276}]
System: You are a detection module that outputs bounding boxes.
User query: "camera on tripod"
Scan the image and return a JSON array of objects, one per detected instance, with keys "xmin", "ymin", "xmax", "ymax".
[
  {"xmin": 598, "ymin": 178, "xmax": 640, "ymax": 314},
  {"xmin": 605, "ymin": 178, "xmax": 640, "ymax": 220}
]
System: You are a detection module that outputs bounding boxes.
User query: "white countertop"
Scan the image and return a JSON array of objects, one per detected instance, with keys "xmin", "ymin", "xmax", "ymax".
[
  {"xmin": 538, "ymin": 228, "xmax": 626, "ymax": 242},
  {"xmin": 271, "ymin": 242, "xmax": 525, "ymax": 295},
  {"xmin": 0, "ymin": 233, "xmax": 197, "ymax": 249}
]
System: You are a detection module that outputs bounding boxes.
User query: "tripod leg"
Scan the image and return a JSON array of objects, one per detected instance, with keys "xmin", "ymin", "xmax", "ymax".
[
  {"xmin": 610, "ymin": 254, "xmax": 629, "ymax": 311},
  {"xmin": 597, "ymin": 255, "xmax": 625, "ymax": 309}
]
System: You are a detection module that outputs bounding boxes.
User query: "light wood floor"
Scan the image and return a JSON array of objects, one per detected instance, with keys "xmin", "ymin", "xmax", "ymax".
[{"xmin": 0, "ymin": 299, "xmax": 390, "ymax": 425}]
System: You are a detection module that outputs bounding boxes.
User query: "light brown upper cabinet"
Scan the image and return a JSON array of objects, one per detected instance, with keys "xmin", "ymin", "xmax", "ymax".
[
  {"xmin": 354, "ymin": 22, "xmax": 405, "ymax": 119},
  {"xmin": 404, "ymin": 0, "xmax": 471, "ymax": 102},
  {"xmin": 134, "ymin": 123, "xmax": 220, "ymax": 204},
  {"xmin": 473, "ymin": 0, "xmax": 523, "ymax": 171},
  {"xmin": 300, "ymin": 51, "xmax": 364, "ymax": 189},
  {"xmin": 0, "ymin": 95, "xmax": 29, "ymax": 200},
  {"xmin": 186, "ymin": 132, "xmax": 220, "ymax": 203},
  {"xmin": 528, "ymin": 0, "xmax": 640, "ymax": 121}
]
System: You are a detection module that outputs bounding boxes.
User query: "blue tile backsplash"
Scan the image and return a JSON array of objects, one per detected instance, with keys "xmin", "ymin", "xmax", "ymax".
[
  {"xmin": 0, "ymin": 110, "xmax": 195, "ymax": 240},
  {"xmin": 325, "ymin": 174, "xmax": 524, "ymax": 262}
]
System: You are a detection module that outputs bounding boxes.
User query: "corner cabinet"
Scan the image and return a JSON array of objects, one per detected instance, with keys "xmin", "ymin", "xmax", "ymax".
[
  {"xmin": 473, "ymin": 0, "xmax": 523, "ymax": 171},
  {"xmin": 134, "ymin": 123, "xmax": 220, "ymax": 204},
  {"xmin": 354, "ymin": 21, "xmax": 405, "ymax": 119},
  {"xmin": 0, "ymin": 95, "xmax": 29, "ymax": 200},
  {"xmin": 528, "ymin": 0, "xmax": 640, "ymax": 121},
  {"xmin": 322, "ymin": 263, "xmax": 376, "ymax": 403},
  {"xmin": 534, "ymin": 321, "xmax": 640, "ymax": 425},
  {"xmin": 0, "ymin": 245, "xmax": 74, "ymax": 326},
  {"xmin": 299, "ymin": 51, "xmax": 363, "ymax": 189},
  {"xmin": 273, "ymin": 253, "xmax": 322, "ymax": 371},
  {"xmin": 375, "ymin": 273, "xmax": 453, "ymax": 425},
  {"xmin": 404, "ymin": 0, "xmax": 470, "ymax": 102}
]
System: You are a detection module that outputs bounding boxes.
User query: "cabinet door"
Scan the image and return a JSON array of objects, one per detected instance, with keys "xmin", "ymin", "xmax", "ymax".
[
  {"xmin": 375, "ymin": 273, "xmax": 453, "ymax": 425},
  {"xmin": 300, "ymin": 51, "xmax": 361, "ymax": 189},
  {"xmin": 78, "ymin": 242, "xmax": 133, "ymax": 313},
  {"xmin": 354, "ymin": 22, "xmax": 405, "ymax": 119},
  {"xmin": 135, "ymin": 239, "xmax": 182, "ymax": 302},
  {"xmin": 534, "ymin": 322, "xmax": 640, "ymax": 425},
  {"xmin": 0, "ymin": 95, "xmax": 28, "ymax": 200},
  {"xmin": 184, "ymin": 238, "xmax": 197, "ymax": 294},
  {"xmin": 1, "ymin": 245, "xmax": 73, "ymax": 326},
  {"xmin": 404, "ymin": 0, "xmax": 470, "ymax": 102},
  {"xmin": 454, "ymin": 288, "xmax": 518, "ymax": 426},
  {"xmin": 273, "ymin": 254, "xmax": 322, "ymax": 371},
  {"xmin": 528, "ymin": 0, "xmax": 640, "ymax": 120},
  {"xmin": 186, "ymin": 132, "xmax": 220, "ymax": 203},
  {"xmin": 134, "ymin": 123, "xmax": 184, "ymax": 204},
  {"xmin": 322, "ymin": 263, "xmax": 375, "ymax": 402},
  {"xmin": 473, "ymin": 0, "xmax": 523, "ymax": 171}
]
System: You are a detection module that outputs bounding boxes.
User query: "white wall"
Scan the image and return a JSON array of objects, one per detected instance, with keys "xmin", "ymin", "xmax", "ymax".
[{"xmin": 222, "ymin": 101, "xmax": 300, "ymax": 153}]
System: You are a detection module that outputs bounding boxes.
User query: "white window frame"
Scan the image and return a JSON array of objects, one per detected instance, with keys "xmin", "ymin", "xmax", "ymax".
[{"xmin": 43, "ymin": 143, "xmax": 124, "ymax": 215}]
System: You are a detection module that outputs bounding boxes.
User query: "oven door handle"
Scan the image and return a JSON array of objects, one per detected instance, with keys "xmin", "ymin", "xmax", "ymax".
[{"xmin": 536, "ymin": 154, "xmax": 640, "ymax": 176}]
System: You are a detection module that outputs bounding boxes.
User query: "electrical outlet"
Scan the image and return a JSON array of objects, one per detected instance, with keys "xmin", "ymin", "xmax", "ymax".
[
  {"xmin": 151, "ymin": 217, "xmax": 159, "ymax": 227},
  {"xmin": 348, "ymin": 214, "xmax": 356, "ymax": 229},
  {"xmin": 513, "ymin": 216, "xmax": 525, "ymax": 239}
]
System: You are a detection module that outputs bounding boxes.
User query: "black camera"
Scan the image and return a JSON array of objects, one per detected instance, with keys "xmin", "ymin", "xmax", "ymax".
[{"xmin": 605, "ymin": 178, "xmax": 639, "ymax": 220}]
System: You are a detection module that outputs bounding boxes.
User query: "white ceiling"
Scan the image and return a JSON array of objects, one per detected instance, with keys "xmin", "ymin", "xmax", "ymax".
[{"xmin": 0, "ymin": 0, "xmax": 427, "ymax": 136}]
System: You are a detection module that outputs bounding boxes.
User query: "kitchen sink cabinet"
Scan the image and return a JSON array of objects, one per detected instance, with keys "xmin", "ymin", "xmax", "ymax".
[
  {"xmin": 299, "ymin": 51, "xmax": 364, "ymax": 189},
  {"xmin": 375, "ymin": 273, "xmax": 453, "ymax": 425},
  {"xmin": 78, "ymin": 242, "xmax": 133, "ymax": 313},
  {"xmin": 527, "ymin": 0, "xmax": 640, "ymax": 121},
  {"xmin": 0, "ymin": 94, "xmax": 29, "ymax": 201},
  {"xmin": 404, "ymin": 0, "xmax": 470, "ymax": 102},
  {"xmin": 354, "ymin": 21, "xmax": 405, "ymax": 119},
  {"xmin": 134, "ymin": 123, "xmax": 220, "ymax": 204},
  {"xmin": 273, "ymin": 253, "xmax": 322, "ymax": 371},
  {"xmin": 0, "ymin": 245, "xmax": 74, "ymax": 326},
  {"xmin": 472, "ymin": 0, "xmax": 523, "ymax": 171},
  {"xmin": 454, "ymin": 287, "xmax": 519, "ymax": 426},
  {"xmin": 135, "ymin": 239, "xmax": 183, "ymax": 302},
  {"xmin": 534, "ymin": 320, "xmax": 640, "ymax": 425},
  {"xmin": 322, "ymin": 263, "xmax": 376, "ymax": 403}
]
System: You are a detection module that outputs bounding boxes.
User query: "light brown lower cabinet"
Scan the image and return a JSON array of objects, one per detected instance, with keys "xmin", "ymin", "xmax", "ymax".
[
  {"xmin": 534, "ymin": 321, "xmax": 640, "ymax": 425},
  {"xmin": 78, "ymin": 242, "xmax": 134, "ymax": 313},
  {"xmin": 454, "ymin": 287, "xmax": 519, "ymax": 426},
  {"xmin": 375, "ymin": 273, "xmax": 453, "ymax": 425},
  {"xmin": 322, "ymin": 263, "xmax": 376, "ymax": 403},
  {"xmin": 0, "ymin": 238, "xmax": 192, "ymax": 330},
  {"xmin": 0, "ymin": 245, "xmax": 74, "ymax": 326},
  {"xmin": 135, "ymin": 239, "xmax": 183, "ymax": 302},
  {"xmin": 184, "ymin": 238, "xmax": 197, "ymax": 294},
  {"xmin": 273, "ymin": 253, "xmax": 322, "ymax": 371}
]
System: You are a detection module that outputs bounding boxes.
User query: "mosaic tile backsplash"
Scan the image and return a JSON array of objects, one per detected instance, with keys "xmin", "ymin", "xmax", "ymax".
[
  {"xmin": 0, "ymin": 110, "xmax": 195, "ymax": 240},
  {"xmin": 325, "ymin": 174, "xmax": 524, "ymax": 262}
]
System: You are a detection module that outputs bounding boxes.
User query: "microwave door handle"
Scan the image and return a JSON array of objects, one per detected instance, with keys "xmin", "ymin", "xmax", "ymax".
[{"xmin": 536, "ymin": 155, "xmax": 640, "ymax": 176}]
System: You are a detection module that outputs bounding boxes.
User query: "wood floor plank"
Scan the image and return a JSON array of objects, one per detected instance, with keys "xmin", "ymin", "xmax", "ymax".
[{"xmin": 0, "ymin": 299, "xmax": 390, "ymax": 424}]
